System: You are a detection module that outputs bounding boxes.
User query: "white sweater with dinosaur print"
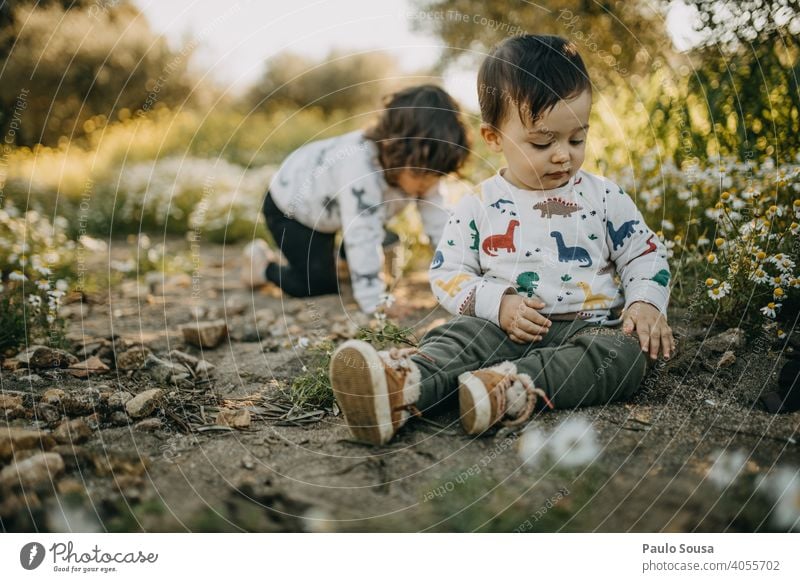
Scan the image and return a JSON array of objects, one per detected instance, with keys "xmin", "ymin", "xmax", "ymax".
[
  {"xmin": 269, "ymin": 130, "xmax": 449, "ymax": 313},
  {"xmin": 429, "ymin": 169, "xmax": 671, "ymax": 327}
]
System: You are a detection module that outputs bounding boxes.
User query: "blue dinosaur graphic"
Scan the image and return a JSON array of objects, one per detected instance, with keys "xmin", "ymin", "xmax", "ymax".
[
  {"xmin": 550, "ymin": 231, "xmax": 592, "ymax": 267},
  {"xmin": 489, "ymin": 198, "xmax": 514, "ymax": 213},
  {"xmin": 321, "ymin": 195, "xmax": 339, "ymax": 218},
  {"xmin": 431, "ymin": 250, "xmax": 444, "ymax": 270},
  {"xmin": 351, "ymin": 187, "xmax": 379, "ymax": 215},
  {"xmin": 606, "ymin": 219, "xmax": 639, "ymax": 251},
  {"xmin": 353, "ymin": 271, "xmax": 380, "ymax": 286}
]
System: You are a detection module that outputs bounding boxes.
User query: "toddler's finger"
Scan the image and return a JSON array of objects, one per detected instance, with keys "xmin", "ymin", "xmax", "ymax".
[
  {"xmin": 649, "ymin": 331, "xmax": 661, "ymax": 360},
  {"xmin": 637, "ymin": 321, "xmax": 651, "ymax": 355},
  {"xmin": 521, "ymin": 305, "xmax": 552, "ymax": 328},
  {"xmin": 512, "ymin": 329, "xmax": 541, "ymax": 344}
]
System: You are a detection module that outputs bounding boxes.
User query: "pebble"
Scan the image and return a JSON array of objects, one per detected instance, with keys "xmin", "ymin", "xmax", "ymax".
[
  {"xmin": 0, "ymin": 452, "xmax": 65, "ymax": 489},
  {"xmin": 215, "ymin": 408, "xmax": 251, "ymax": 429},
  {"xmin": 53, "ymin": 419, "xmax": 92, "ymax": 445},
  {"xmin": 179, "ymin": 320, "xmax": 229, "ymax": 349},
  {"xmin": 125, "ymin": 389, "xmax": 163, "ymax": 419},
  {"xmin": 14, "ymin": 345, "xmax": 78, "ymax": 369},
  {"xmin": 107, "ymin": 391, "xmax": 134, "ymax": 410},
  {"xmin": 0, "ymin": 428, "xmax": 56, "ymax": 461},
  {"xmin": 704, "ymin": 328, "xmax": 746, "ymax": 353}
]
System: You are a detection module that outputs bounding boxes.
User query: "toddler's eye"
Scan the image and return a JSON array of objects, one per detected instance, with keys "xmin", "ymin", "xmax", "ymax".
[
  {"xmin": 530, "ymin": 142, "xmax": 551, "ymax": 150},
  {"xmin": 570, "ymin": 140, "xmax": 585, "ymax": 145}
]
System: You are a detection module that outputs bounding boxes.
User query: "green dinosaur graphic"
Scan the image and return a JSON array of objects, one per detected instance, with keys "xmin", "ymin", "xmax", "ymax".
[
  {"xmin": 468, "ymin": 219, "xmax": 479, "ymax": 251},
  {"xmin": 588, "ymin": 233, "xmax": 598, "ymax": 240},
  {"xmin": 561, "ymin": 274, "xmax": 572, "ymax": 282},
  {"xmin": 651, "ymin": 269, "xmax": 671, "ymax": 287},
  {"xmin": 516, "ymin": 271, "xmax": 540, "ymax": 297}
]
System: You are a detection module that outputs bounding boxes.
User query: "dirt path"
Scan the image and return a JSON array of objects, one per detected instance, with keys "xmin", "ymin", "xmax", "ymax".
[{"xmin": 2, "ymin": 238, "xmax": 798, "ymax": 532}]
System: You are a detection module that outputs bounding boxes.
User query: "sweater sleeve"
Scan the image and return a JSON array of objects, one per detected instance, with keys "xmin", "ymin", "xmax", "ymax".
[
  {"xmin": 604, "ymin": 182, "xmax": 671, "ymax": 314},
  {"xmin": 416, "ymin": 181, "xmax": 449, "ymax": 248},
  {"xmin": 339, "ymin": 174, "xmax": 386, "ymax": 314},
  {"xmin": 429, "ymin": 195, "xmax": 515, "ymax": 326}
]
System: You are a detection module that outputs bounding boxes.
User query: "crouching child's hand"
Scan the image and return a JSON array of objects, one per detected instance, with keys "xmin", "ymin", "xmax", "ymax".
[
  {"xmin": 622, "ymin": 301, "xmax": 674, "ymax": 361},
  {"xmin": 499, "ymin": 293, "xmax": 552, "ymax": 344}
]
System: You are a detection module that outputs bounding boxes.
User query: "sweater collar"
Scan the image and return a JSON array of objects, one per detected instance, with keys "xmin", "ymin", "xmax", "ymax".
[{"xmin": 495, "ymin": 168, "xmax": 577, "ymax": 197}]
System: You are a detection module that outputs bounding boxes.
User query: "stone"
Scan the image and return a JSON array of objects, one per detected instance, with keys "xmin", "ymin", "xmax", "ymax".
[
  {"xmin": 168, "ymin": 349, "xmax": 200, "ymax": 369},
  {"xmin": 215, "ymin": 408, "xmax": 251, "ymax": 429},
  {"xmin": 241, "ymin": 455, "xmax": 255, "ymax": 470},
  {"xmin": 0, "ymin": 394, "xmax": 23, "ymax": 410},
  {"xmin": 109, "ymin": 411, "xmax": 130, "ymax": 426},
  {"xmin": 180, "ymin": 320, "xmax": 228, "ymax": 349},
  {"xmin": 195, "ymin": 360, "xmax": 216, "ymax": 376},
  {"xmin": 14, "ymin": 345, "xmax": 78, "ymax": 369},
  {"xmin": 107, "ymin": 391, "xmax": 133, "ymax": 410},
  {"xmin": 125, "ymin": 389, "xmax": 163, "ymax": 419},
  {"xmin": 42, "ymin": 388, "xmax": 65, "ymax": 405},
  {"xmin": 142, "ymin": 354, "xmax": 191, "ymax": 385},
  {"xmin": 0, "ymin": 428, "xmax": 56, "ymax": 461},
  {"xmin": 134, "ymin": 418, "xmax": 163, "ymax": 432},
  {"xmin": 62, "ymin": 388, "xmax": 101, "ymax": 416},
  {"xmin": 67, "ymin": 356, "xmax": 110, "ymax": 378},
  {"xmin": 0, "ymin": 452, "xmax": 65, "ymax": 489},
  {"xmin": 53, "ymin": 419, "xmax": 92, "ymax": 445},
  {"xmin": 704, "ymin": 328, "xmax": 746, "ymax": 353},
  {"xmin": 36, "ymin": 403, "xmax": 62, "ymax": 424},
  {"xmin": 717, "ymin": 350, "xmax": 736, "ymax": 368},
  {"xmin": 255, "ymin": 308, "xmax": 277, "ymax": 325},
  {"xmin": 115, "ymin": 346, "xmax": 152, "ymax": 370}
]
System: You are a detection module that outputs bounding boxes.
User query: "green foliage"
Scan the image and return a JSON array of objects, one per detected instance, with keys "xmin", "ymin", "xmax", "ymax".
[{"xmin": 289, "ymin": 340, "xmax": 337, "ymax": 411}]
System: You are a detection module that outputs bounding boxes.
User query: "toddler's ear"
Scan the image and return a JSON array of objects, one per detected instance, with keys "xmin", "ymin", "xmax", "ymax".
[{"xmin": 480, "ymin": 123, "xmax": 503, "ymax": 153}]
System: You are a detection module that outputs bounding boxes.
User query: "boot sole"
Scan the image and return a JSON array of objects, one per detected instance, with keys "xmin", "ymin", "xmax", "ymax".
[
  {"xmin": 458, "ymin": 372, "xmax": 492, "ymax": 435},
  {"xmin": 330, "ymin": 340, "xmax": 393, "ymax": 445}
]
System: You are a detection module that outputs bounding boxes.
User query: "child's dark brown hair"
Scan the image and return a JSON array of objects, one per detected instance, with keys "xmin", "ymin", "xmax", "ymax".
[{"xmin": 365, "ymin": 84, "xmax": 471, "ymax": 186}]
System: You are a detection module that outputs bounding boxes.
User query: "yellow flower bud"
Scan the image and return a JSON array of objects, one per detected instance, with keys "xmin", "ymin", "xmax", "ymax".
[
  {"xmin": 715, "ymin": 238, "xmax": 724, "ymax": 247},
  {"xmin": 705, "ymin": 278, "xmax": 715, "ymax": 287},
  {"xmin": 721, "ymin": 192, "xmax": 730, "ymax": 200},
  {"xmin": 756, "ymin": 251, "xmax": 766, "ymax": 260},
  {"xmin": 774, "ymin": 287, "xmax": 784, "ymax": 297}
]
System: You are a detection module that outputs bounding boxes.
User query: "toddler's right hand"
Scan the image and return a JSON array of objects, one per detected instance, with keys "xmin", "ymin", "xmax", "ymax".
[{"xmin": 498, "ymin": 294, "xmax": 552, "ymax": 344}]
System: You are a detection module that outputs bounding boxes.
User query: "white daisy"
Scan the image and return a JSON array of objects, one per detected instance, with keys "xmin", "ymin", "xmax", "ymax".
[
  {"xmin": 756, "ymin": 467, "xmax": 800, "ymax": 531},
  {"xmin": 548, "ymin": 417, "xmax": 599, "ymax": 468},
  {"xmin": 760, "ymin": 302, "xmax": 781, "ymax": 318},
  {"xmin": 518, "ymin": 428, "xmax": 547, "ymax": 468},
  {"xmin": 707, "ymin": 449, "xmax": 748, "ymax": 489},
  {"xmin": 8, "ymin": 271, "xmax": 27, "ymax": 281}
]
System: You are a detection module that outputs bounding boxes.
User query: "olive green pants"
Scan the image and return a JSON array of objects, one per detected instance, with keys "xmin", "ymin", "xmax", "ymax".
[{"xmin": 410, "ymin": 316, "xmax": 650, "ymax": 413}]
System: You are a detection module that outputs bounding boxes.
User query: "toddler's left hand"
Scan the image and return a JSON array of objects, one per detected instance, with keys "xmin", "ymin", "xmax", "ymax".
[{"xmin": 621, "ymin": 301, "xmax": 674, "ymax": 361}]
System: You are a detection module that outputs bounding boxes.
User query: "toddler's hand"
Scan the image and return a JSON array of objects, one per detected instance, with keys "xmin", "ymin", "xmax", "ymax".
[
  {"xmin": 621, "ymin": 301, "xmax": 674, "ymax": 360},
  {"xmin": 499, "ymin": 294, "xmax": 552, "ymax": 344}
]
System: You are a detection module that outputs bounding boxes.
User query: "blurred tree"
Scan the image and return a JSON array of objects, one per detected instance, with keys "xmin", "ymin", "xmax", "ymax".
[
  {"xmin": 247, "ymin": 49, "xmax": 401, "ymax": 115},
  {"xmin": 677, "ymin": 0, "xmax": 800, "ymax": 162},
  {"xmin": 0, "ymin": 0, "xmax": 199, "ymax": 146},
  {"xmin": 411, "ymin": 0, "xmax": 675, "ymax": 87}
]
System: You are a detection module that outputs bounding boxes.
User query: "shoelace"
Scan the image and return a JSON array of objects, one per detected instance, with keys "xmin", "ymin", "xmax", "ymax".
[
  {"xmin": 494, "ymin": 373, "xmax": 554, "ymax": 428},
  {"xmin": 382, "ymin": 347, "xmax": 435, "ymax": 419}
]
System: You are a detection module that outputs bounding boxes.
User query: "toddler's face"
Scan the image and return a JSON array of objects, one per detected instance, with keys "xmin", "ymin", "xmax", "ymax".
[
  {"xmin": 482, "ymin": 90, "xmax": 591, "ymax": 191},
  {"xmin": 395, "ymin": 170, "xmax": 440, "ymax": 198}
]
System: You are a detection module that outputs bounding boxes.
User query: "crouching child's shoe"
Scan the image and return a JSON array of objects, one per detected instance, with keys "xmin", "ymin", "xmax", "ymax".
[
  {"xmin": 458, "ymin": 361, "xmax": 554, "ymax": 435},
  {"xmin": 329, "ymin": 340, "xmax": 427, "ymax": 445}
]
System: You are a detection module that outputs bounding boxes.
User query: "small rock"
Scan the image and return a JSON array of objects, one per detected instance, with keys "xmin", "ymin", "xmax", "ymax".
[
  {"xmin": 53, "ymin": 418, "xmax": 92, "ymax": 445},
  {"xmin": 115, "ymin": 346, "xmax": 152, "ymax": 370},
  {"xmin": 241, "ymin": 455, "xmax": 255, "ymax": 470},
  {"xmin": 142, "ymin": 354, "xmax": 191, "ymax": 385},
  {"xmin": 330, "ymin": 320, "xmax": 359, "ymax": 339},
  {"xmin": 134, "ymin": 418, "xmax": 163, "ymax": 432},
  {"xmin": 42, "ymin": 388, "xmax": 65, "ymax": 405},
  {"xmin": 168, "ymin": 349, "xmax": 199, "ymax": 369},
  {"xmin": 0, "ymin": 394, "xmax": 23, "ymax": 410},
  {"xmin": 125, "ymin": 389, "xmax": 163, "ymax": 419},
  {"xmin": 0, "ymin": 452, "xmax": 65, "ymax": 489},
  {"xmin": 107, "ymin": 391, "xmax": 133, "ymax": 410},
  {"xmin": 195, "ymin": 359, "xmax": 216, "ymax": 376},
  {"xmin": 215, "ymin": 408, "xmax": 251, "ymax": 429},
  {"xmin": 36, "ymin": 403, "xmax": 62, "ymax": 424},
  {"xmin": 255, "ymin": 308, "xmax": 276, "ymax": 325},
  {"xmin": 67, "ymin": 356, "xmax": 110, "ymax": 378},
  {"xmin": 62, "ymin": 388, "xmax": 101, "ymax": 416},
  {"xmin": 109, "ymin": 411, "xmax": 130, "ymax": 426},
  {"xmin": 0, "ymin": 428, "xmax": 56, "ymax": 461},
  {"xmin": 717, "ymin": 350, "xmax": 736, "ymax": 368},
  {"xmin": 83, "ymin": 413, "xmax": 100, "ymax": 431},
  {"xmin": 704, "ymin": 328, "xmax": 746, "ymax": 353},
  {"xmin": 15, "ymin": 345, "xmax": 78, "ymax": 369},
  {"xmin": 179, "ymin": 320, "xmax": 228, "ymax": 349}
]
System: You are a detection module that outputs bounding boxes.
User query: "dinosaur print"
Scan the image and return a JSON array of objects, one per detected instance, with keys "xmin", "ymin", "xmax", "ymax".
[
  {"xmin": 435, "ymin": 273, "xmax": 473, "ymax": 297},
  {"xmin": 651, "ymin": 269, "xmax": 671, "ymax": 287},
  {"xmin": 516, "ymin": 271, "xmax": 540, "ymax": 297},
  {"xmin": 353, "ymin": 271, "xmax": 380, "ymax": 286},
  {"xmin": 431, "ymin": 250, "xmax": 444, "ymax": 270},
  {"xmin": 321, "ymin": 195, "xmax": 339, "ymax": 218},
  {"xmin": 533, "ymin": 197, "xmax": 582, "ymax": 218},
  {"xmin": 606, "ymin": 219, "xmax": 640, "ymax": 251},
  {"xmin": 482, "ymin": 220, "xmax": 519, "ymax": 257},
  {"xmin": 574, "ymin": 176, "xmax": 583, "ymax": 185},
  {"xmin": 550, "ymin": 231, "xmax": 592, "ymax": 267},
  {"xmin": 631, "ymin": 234, "xmax": 657, "ymax": 260},
  {"xmin": 351, "ymin": 186, "xmax": 379, "ymax": 215},
  {"xmin": 468, "ymin": 220, "xmax": 479, "ymax": 251},
  {"xmin": 576, "ymin": 281, "xmax": 614, "ymax": 310},
  {"xmin": 489, "ymin": 198, "xmax": 514, "ymax": 213}
]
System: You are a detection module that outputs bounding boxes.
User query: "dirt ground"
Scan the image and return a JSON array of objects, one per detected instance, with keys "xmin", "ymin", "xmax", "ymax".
[{"xmin": 2, "ymin": 238, "xmax": 799, "ymax": 532}]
